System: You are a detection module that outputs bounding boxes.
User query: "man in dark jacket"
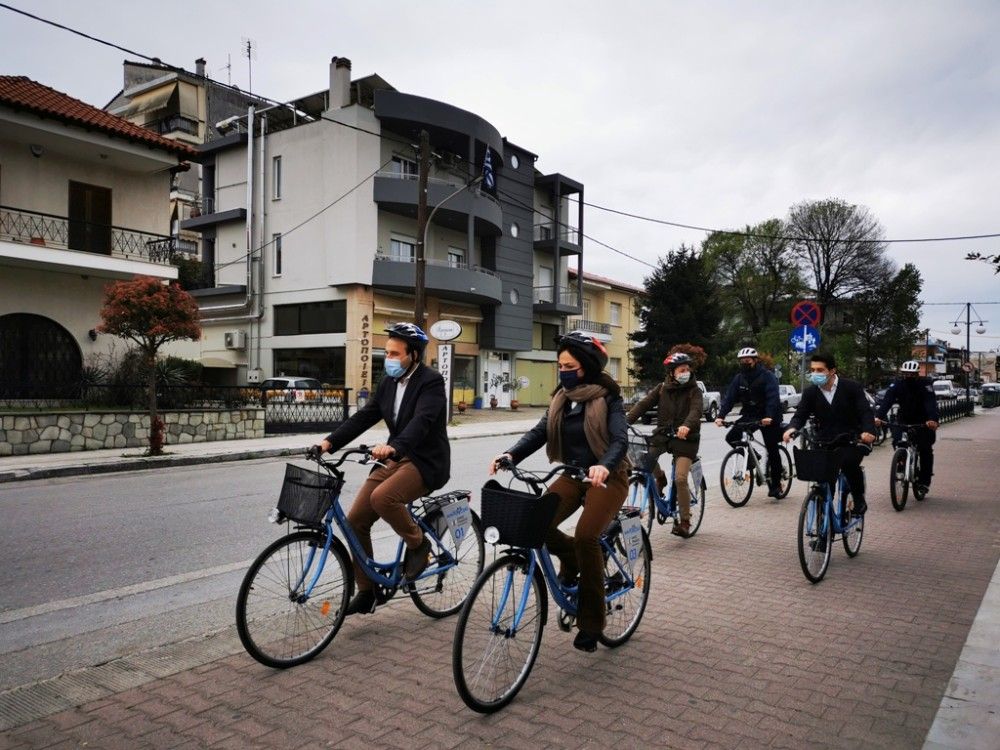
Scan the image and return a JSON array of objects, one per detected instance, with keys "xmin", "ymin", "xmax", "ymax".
[
  {"xmin": 715, "ymin": 346, "xmax": 784, "ymax": 497},
  {"xmin": 316, "ymin": 322, "xmax": 449, "ymax": 615},
  {"xmin": 783, "ymin": 352, "xmax": 877, "ymax": 514},
  {"xmin": 875, "ymin": 360, "xmax": 939, "ymax": 493}
]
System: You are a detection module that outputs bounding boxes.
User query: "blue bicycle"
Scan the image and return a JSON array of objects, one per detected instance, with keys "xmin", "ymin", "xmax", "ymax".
[
  {"xmin": 236, "ymin": 447, "xmax": 485, "ymax": 668},
  {"xmin": 792, "ymin": 434, "xmax": 871, "ymax": 583},
  {"xmin": 625, "ymin": 426, "xmax": 706, "ymax": 537},
  {"xmin": 452, "ymin": 460, "xmax": 652, "ymax": 713}
]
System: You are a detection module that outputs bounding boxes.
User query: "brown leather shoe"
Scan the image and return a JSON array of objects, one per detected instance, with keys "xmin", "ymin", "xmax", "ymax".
[
  {"xmin": 671, "ymin": 520, "xmax": 691, "ymax": 538},
  {"xmin": 403, "ymin": 535, "xmax": 433, "ymax": 580}
]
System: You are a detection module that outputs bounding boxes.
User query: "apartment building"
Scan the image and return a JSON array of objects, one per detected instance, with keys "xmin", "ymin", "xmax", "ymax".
[
  {"xmin": 169, "ymin": 56, "xmax": 586, "ymax": 407},
  {"xmin": 0, "ymin": 76, "xmax": 196, "ymax": 396}
]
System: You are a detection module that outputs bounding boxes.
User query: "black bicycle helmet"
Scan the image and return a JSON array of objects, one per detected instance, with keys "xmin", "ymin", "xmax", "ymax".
[
  {"xmin": 556, "ymin": 330, "xmax": 609, "ymax": 374},
  {"xmin": 384, "ymin": 322, "xmax": 429, "ymax": 354}
]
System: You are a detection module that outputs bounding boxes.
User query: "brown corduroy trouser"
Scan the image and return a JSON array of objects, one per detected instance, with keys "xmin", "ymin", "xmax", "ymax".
[
  {"xmin": 544, "ymin": 468, "xmax": 629, "ymax": 634},
  {"xmin": 345, "ymin": 458, "xmax": 428, "ymax": 592}
]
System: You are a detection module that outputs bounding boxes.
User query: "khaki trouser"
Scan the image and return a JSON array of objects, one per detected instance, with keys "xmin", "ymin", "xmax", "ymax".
[
  {"xmin": 544, "ymin": 468, "xmax": 629, "ymax": 634},
  {"xmin": 345, "ymin": 458, "xmax": 428, "ymax": 592},
  {"xmin": 651, "ymin": 451, "xmax": 692, "ymax": 523}
]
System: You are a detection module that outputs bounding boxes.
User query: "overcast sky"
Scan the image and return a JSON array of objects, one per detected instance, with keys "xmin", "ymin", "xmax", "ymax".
[{"xmin": 3, "ymin": 1, "xmax": 998, "ymax": 356}]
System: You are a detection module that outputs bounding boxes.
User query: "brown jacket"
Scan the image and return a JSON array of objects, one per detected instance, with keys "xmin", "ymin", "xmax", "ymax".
[{"xmin": 627, "ymin": 379, "xmax": 702, "ymax": 459}]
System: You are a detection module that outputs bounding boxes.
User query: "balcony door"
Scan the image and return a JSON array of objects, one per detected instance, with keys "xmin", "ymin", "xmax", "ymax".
[{"xmin": 68, "ymin": 181, "xmax": 112, "ymax": 254}]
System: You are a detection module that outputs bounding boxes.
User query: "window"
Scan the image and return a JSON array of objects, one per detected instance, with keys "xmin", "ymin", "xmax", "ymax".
[
  {"xmin": 272, "ymin": 233, "xmax": 282, "ymax": 276},
  {"xmin": 272, "ymin": 156, "xmax": 282, "ymax": 200},
  {"xmin": 272, "ymin": 347, "xmax": 345, "ymax": 385},
  {"xmin": 390, "ymin": 156, "xmax": 417, "ymax": 178},
  {"xmin": 582, "ymin": 299, "xmax": 592, "ymax": 320},
  {"xmin": 540, "ymin": 323, "xmax": 559, "ymax": 351},
  {"xmin": 273, "ymin": 300, "xmax": 346, "ymax": 336},
  {"xmin": 447, "ymin": 247, "xmax": 465, "ymax": 268},
  {"xmin": 389, "ymin": 237, "xmax": 415, "ymax": 262},
  {"xmin": 510, "ymin": 222, "xmax": 519, "ymax": 238},
  {"xmin": 509, "ymin": 154, "xmax": 520, "ymax": 170},
  {"xmin": 537, "ymin": 265, "xmax": 553, "ymax": 302},
  {"xmin": 68, "ymin": 181, "xmax": 112, "ymax": 254},
  {"xmin": 609, "ymin": 358, "xmax": 622, "ymax": 381},
  {"xmin": 610, "ymin": 302, "xmax": 622, "ymax": 326}
]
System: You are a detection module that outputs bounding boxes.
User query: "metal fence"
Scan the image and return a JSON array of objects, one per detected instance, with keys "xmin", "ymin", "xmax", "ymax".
[{"xmin": 937, "ymin": 397, "xmax": 974, "ymax": 423}]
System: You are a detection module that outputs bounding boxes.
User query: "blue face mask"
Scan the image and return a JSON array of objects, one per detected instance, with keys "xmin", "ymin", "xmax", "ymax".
[
  {"xmin": 809, "ymin": 372, "xmax": 828, "ymax": 387},
  {"xmin": 559, "ymin": 370, "xmax": 581, "ymax": 390},
  {"xmin": 385, "ymin": 358, "xmax": 407, "ymax": 379}
]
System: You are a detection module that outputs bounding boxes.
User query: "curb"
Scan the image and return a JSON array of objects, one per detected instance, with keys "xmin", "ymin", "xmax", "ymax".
[{"xmin": 0, "ymin": 426, "xmax": 532, "ymax": 484}]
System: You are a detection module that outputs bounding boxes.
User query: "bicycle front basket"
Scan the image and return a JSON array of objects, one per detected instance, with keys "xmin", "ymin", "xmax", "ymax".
[
  {"xmin": 480, "ymin": 479, "xmax": 560, "ymax": 548},
  {"xmin": 627, "ymin": 434, "xmax": 655, "ymax": 472},
  {"xmin": 792, "ymin": 448, "xmax": 840, "ymax": 484},
  {"xmin": 277, "ymin": 464, "xmax": 342, "ymax": 525}
]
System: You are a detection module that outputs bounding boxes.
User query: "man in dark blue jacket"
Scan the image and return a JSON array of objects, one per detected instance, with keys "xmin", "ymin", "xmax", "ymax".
[
  {"xmin": 783, "ymin": 352, "xmax": 876, "ymax": 514},
  {"xmin": 316, "ymin": 322, "xmax": 449, "ymax": 615},
  {"xmin": 715, "ymin": 347, "xmax": 784, "ymax": 497},
  {"xmin": 875, "ymin": 360, "xmax": 939, "ymax": 494}
]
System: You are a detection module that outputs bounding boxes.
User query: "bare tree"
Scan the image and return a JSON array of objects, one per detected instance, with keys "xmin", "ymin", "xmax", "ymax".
[{"xmin": 786, "ymin": 199, "xmax": 892, "ymax": 313}]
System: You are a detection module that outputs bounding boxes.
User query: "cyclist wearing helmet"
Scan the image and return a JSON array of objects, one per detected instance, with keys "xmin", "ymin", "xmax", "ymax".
[
  {"xmin": 314, "ymin": 322, "xmax": 449, "ymax": 615},
  {"xmin": 490, "ymin": 331, "xmax": 629, "ymax": 653},
  {"xmin": 715, "ymin": 347, "xmax": 784, "ymax": 498},
  {"xmin": 626, "ymin": 349, "xmax": 703, "ymax": 538},
  {"xmin": 875, "ymin": 360, "xmax": 939, "ymax": 494}
]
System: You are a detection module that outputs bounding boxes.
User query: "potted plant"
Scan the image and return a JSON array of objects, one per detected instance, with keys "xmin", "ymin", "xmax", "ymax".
[
  {"xmin": 508, "ymin": 378, "xmax": 523, "ymax": 410},
  {"xmin": 487, "ymin": 374, "xmax": 505, "ymax": 410}
]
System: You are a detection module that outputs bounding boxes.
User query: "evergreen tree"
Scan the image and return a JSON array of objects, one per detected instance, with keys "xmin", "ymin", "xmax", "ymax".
[{"xmin": 629, "ymin": 246, "xmax": 723, "ymax": 384}]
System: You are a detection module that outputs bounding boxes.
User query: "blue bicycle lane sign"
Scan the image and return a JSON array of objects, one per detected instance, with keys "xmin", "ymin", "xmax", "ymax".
[{"xmin": 789, "ymin": 325, "xmax": 821, "ymax": 353}]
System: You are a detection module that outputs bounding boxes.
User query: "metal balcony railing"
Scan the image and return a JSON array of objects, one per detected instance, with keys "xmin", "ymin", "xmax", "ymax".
[
  {"xmin": 533, "ymin": 222, "xmax": 580, "ymax": 244},
  {"xmin": 567, "ymin": 318, "xmax": 611, "ymax": 335},
  {"xmin": 376, "ymin": 171, "xmax": 501, "ymax": 206},
  {"xmin": 374, "ymin": 252, "xmax": 500, "ymax": 277},
  {"xmin": 0, "ymin": 205, "xmax": 181, "ymax": 264},
  {"xmin": 533, "ymin": 285, "xmax": 580, "ymax": 306}
]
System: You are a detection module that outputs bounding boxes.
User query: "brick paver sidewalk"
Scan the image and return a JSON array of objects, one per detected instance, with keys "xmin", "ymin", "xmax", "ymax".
[{"xmin": 2, "ymin": 413, "xmax": 998, "ymax": 749}]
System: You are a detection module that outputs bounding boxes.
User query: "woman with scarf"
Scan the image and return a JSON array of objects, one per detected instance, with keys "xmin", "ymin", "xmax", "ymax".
[
  {"xmin": 489, "ymin": 331, "xmax": 629, "ymax": 653},
  {"xmin": 625, "ymin": 349, "xmax": 703, "ymax": 538}
]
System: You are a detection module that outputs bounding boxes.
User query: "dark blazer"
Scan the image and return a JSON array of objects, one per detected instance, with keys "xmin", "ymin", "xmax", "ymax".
[
  {"xmin": 876, "ymin": 377, "xmax": 939, "ymax": 423},
  {"xmin": 325, "ymin": 363, "xmax": 450, "ymax": 491},
  {"xmin": 719, "ymin": 365, "xmax": 781, "ymax": 421},
  {"xmin": 788, "ymin": 376, "xmax": 876, "ymax": 442}
]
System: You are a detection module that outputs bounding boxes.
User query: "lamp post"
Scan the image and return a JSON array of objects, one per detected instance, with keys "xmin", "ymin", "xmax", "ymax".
[{"xmin": 950, "ymin": 303, "xmax": 987, "ymax": 404}]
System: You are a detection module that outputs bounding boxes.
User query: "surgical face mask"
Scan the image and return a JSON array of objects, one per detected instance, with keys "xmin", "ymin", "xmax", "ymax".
[
  {"xmin": 809, "ymin": 372, "xmax": 829, "ymax": 387},
  {"xmin": 385, "ymin": 357, "xmax": 407, "ymax": 379},
  {"xmin": 559, "ymin": 370, "xmax": 581, "ymax": 390},
  {"xmin": 675, "ymin": 372, "xmax": 691, "ymax": 384}
]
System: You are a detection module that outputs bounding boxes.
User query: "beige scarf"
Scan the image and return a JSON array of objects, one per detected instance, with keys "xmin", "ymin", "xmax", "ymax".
[{"xmin": 545, "ymin": 383, "xmax": 610, "ymax": 464}]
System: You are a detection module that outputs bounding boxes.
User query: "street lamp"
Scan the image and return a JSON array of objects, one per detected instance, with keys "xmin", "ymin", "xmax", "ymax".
[{"xmin": 949, "ymin": 303, "xmax": 988, "ymax": 403}]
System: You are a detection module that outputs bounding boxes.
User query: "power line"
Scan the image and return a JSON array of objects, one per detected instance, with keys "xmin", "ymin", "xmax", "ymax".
[{"xmin": 570, "ymin": 196, "xmax": 1000, "ymax": 245}]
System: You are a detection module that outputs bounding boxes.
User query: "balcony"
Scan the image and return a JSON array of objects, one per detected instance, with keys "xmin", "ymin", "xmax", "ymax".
[
  {"xmin": 372, "ymin": 254, "xmax": 502, "ymax": 305},
  {"xmin": 0, "ymin": 205, "xmax": 181, "ymax": 280},
  {"xmin": 179, "ymin": 194, "xmax": 246, "ymax": 231},
  {"xmin": 567, "ymin": 318, "xmax": 612, "ymax": 342},
  {"xmin": 533, "ymin": 221, "xmax": 582, "ymax": 256},
  {"xmin": 374, "ymin": 173, "xmax": 503, "ymax": 236},
  {"xmin": 533, "ymin": 285, "xmax": 582, "ymax": 315}
]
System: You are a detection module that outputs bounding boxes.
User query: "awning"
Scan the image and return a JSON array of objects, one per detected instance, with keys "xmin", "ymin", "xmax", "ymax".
[
  {"xmin": 200, "ymin": 356, "xmax": 237, "ymax": 369},
  {"xmin": 116, "ymin": 84, "xmax": 178, "ymax": 119}
]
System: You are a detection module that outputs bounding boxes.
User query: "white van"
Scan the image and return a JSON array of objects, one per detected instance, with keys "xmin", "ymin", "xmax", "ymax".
[{"xmin": 932, "ymin": 381, "xmax": 957, "ymax": 399}]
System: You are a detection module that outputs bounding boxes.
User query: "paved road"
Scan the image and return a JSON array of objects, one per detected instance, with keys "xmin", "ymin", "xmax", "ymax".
[{"xmin": 1, "ymin": 413, "xmax": 998, "ymax": 747}]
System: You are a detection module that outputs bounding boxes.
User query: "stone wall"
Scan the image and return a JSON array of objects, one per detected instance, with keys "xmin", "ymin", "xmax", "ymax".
[{"xmin": 0, "ymin": 410, "xmax": 265, "ymax": 456}]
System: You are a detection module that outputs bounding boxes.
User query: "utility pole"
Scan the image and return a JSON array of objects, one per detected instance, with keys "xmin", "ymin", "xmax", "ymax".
[{"xmin": 414, "ymin": 129, "xmax": 430, "ymax": 327}]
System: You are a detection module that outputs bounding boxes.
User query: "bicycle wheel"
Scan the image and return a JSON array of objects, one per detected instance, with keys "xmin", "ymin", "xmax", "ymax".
[
  {"xmin": 775, "ymin": 445, "xmax": 794, "ymax": 499},
  {"xmin": 685, "ymin": 470, "xmax": 706, "ymax": 537},
  {"xmin": 625, "ymin": 477, "xmax": 655, "ymax": 535},
  {"xmin": 410, "ymin": 510, "xmax": 485, "ymax": 618},
  {"xmin": 453, "ymin": 554, "xmax": 547, "ymax": 713},
  {"xmin": 797, "ymin": 491, "xmax": 832, "ymax": 583},
  {"xmin": 912, "ymin": 454, "xmax": 927, "ymax": 501},
  {"xmin": 600, "ymin": 528, "xmax": 652, "ymax": 647},
  {"xmin": 873, "ymin": 423, "xmax": 887, "ymax": 446},
  {"xmin": 889, "ymin": 448, "xmax": 909, "ymax": 512},
  {"xmin": 720, "ymin": 448, "xmax": 753, "ymax": 507},
  {"xmin": 236, "ymin": 530, "xmax": 351, "ymax": 668},
  {"xmin": 842, "ymin": 511, "xmax": 864, "ymax": 557}
]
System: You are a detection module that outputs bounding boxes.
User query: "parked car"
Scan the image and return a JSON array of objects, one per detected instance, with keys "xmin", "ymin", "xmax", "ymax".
[
  {"xmin": 639, "ymin": 380, "xmax": 720, "ymax": 424},
  {"xmin": 778, "ymin": 384, "xmax": 801, "ymax": 413},
  {"xmin": 259, "ymin": 376, "xmax": 323, "ymax": 403},
  {"xmin": 932, "ymin": 380, "xmax": 958, "ymax": 400}
]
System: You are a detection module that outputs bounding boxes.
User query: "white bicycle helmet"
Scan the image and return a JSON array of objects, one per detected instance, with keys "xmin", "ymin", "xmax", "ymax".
[
  {"xmin": 900, "ymin": 360, "xmax": 920, "ymax": 373},
  {"xmin": 737, "ymin": 347, "xmax": 758, "ymax": 358}
]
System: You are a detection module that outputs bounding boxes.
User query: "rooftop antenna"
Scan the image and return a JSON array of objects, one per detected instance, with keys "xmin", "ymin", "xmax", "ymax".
[
  {"xmin": 241, "ymin": 37, "xmax": 257, "ymax": 96},
  {"xmin": 221, "ymin": 53, "xmax": 232, "ymax": 85}
]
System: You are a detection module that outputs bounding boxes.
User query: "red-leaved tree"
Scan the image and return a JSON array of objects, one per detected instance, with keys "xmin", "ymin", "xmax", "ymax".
[{"xmin": 98, "ymin": 276, "xmax": 201, "ymax": 455}]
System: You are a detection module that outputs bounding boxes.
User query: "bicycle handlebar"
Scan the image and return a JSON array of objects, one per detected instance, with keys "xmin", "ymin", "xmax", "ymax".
[
  {"xmin": 719, "ymin": 418, "xmax": 766, "ymax": 428},
  {"xmin": 310, "ymin": 445, "xmax": 388, "ymax": 472},
  {"xmin": 495, "ymin": 456, "xmax": 588, "ymax": 489}
]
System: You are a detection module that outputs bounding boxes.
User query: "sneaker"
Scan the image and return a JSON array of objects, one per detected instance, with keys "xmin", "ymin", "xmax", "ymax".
[
  {"xmin": 403, "ymin": 535, "xmax": 433, "ymax": 580},
  {"xmin": 573, "ymin": 630, "xmax": 599, "ymax": 653},
  {"xmin": 915, "ymin": 483, "xmax": 930, "ymax": 496},
  {"xmin": 344, "ymin": 589, "xmax": 379, "ymax": 616},
  {"xmin": 809, "ymin": 536, "xmax": 828, "ymax": 553},
  {"xmin": 557, "ymin": 570, "xmax": 579, "ymax": 589},
  {"xmin": 767, "ymin": 484, "xmax": 781, "ymax": 499},
  {"xmin": 853, "ymin": 497, "xmax": 868, "ymax": 516},
  {"xmin": 671, "ymin": 520, "xmax": 691, "ymax": 538}
]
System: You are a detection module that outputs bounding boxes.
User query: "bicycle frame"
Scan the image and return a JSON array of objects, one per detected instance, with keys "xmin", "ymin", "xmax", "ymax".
[
  {"xmin": 724, "ymin": 421, "xmax": 771, "ymax": 484},
  {"xmin": 806, "ymin": 472, "xmax": 862, "ymax": 538}
]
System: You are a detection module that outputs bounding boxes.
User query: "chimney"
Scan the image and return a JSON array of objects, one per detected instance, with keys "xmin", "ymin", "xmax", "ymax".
[
  {"xmin": 195, "ymin": 58, "xmax": 206, "ymax": 77},
  {"xmin": 329, "ymin": 56, "xmax": 352, "ymax": 109}
]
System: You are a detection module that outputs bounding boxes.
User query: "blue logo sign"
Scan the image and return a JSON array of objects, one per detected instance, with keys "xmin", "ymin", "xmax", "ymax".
[{"xmin": 789, "ymin": 325, "xmax": 821, "ymax": 353}]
